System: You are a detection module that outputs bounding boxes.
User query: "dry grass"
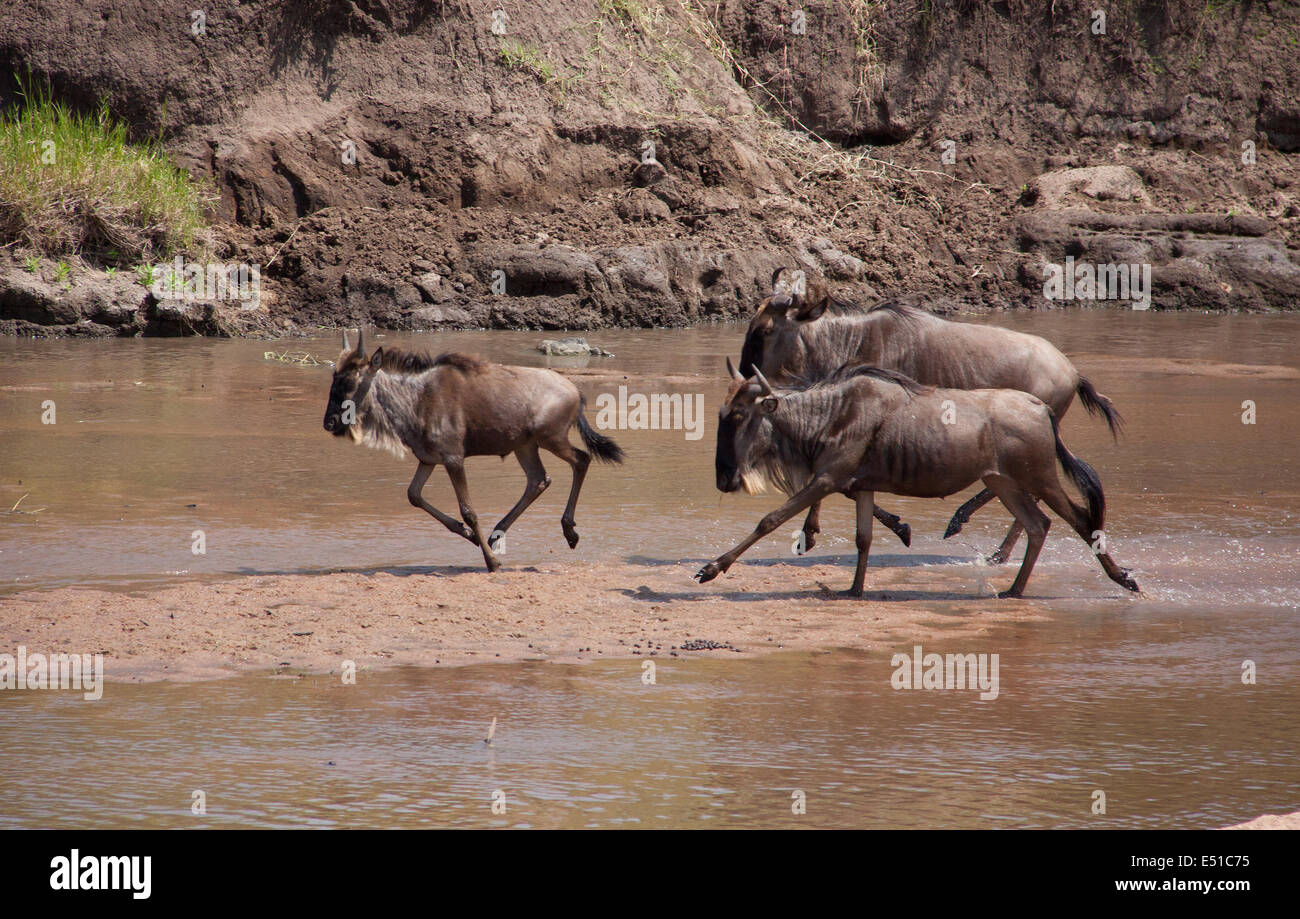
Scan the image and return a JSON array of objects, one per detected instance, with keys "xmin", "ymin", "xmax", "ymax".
[{"xmin": 264, "ymin": 350, "xmax": 331, "ymax": 367}]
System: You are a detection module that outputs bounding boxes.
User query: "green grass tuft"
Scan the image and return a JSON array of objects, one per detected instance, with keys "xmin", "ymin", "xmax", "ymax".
[
  {"xmin": 497, "ymin": 40, "xmax": 559, "ymax": 84},
  {"xmin": 0, "ymin": 78, "xmax": 216, "ymax": 265}
]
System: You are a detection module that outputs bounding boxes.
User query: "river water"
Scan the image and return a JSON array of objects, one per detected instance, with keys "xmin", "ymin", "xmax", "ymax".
[{"xmin": 1, "ymin": 310, "xmax": 1298, "ymax": 827}]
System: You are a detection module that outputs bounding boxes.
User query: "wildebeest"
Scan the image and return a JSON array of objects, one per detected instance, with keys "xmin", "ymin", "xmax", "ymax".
[
  {"xmin": 696, "ymin": 359, "xmax": 1139, "ymax": 599},
  {"xmin": 322, "ymin": 330, "xmax": 625, "ymax": 571},
  {"xmin": 739, "ymin": 268, "xmax": 1122, "ymax": 562}
]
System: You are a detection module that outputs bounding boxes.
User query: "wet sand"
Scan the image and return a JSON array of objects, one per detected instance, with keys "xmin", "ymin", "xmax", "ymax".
[
  {"xmin": 1225, "ymin": 811, "xmax": 1300, "ymax": 829},
  {"xmin": 0, "ymin": 558, "xmax": 1049, "ymax": 683}
]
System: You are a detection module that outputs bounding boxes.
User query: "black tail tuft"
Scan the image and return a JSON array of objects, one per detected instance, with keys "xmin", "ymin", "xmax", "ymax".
[
  {"xmin": 1051, "ymin": 412, "xmax": 1106, "ymax": 536},
  {"xmin": 576, "ymin": 395, "xmax": 626, "ymax": 464},
  {"xmin": 1077, "ymin": 376, "xmax": 1123, "ymax": 440}
]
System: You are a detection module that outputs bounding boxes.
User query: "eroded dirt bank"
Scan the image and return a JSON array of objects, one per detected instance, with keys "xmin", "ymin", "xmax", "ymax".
[
  {"xmin": 2, "ymin": 1, "xmax": 1299, "ymax": 337},
  {"xmin": 0, "ymin": 560, "xmax": 1046, "ymax": 682}
]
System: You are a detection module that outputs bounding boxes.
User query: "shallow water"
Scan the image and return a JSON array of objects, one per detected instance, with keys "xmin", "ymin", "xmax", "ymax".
[
  {"xmin": 0, "ymin": 605, "xmax": 1296, "ymax": 829},
  {"xmin": 1, "ymin": 310, "xmax": 1298, "ymax": 828},
  {"xmin": 2, "ymin": 310, "xmax": 1299, "ymax": 609}
]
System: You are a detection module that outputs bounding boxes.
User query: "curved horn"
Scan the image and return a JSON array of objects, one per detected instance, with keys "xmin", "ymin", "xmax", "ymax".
[
  {"xmin": 354, "ymin": 327, "xmax": 365, "ymax": 354},
  {"xmin": 341, "ymin": 329, "xmax": 350, "ymax": 351},
  {"xmin": 726, "ymin": 356, "xmax": 744, "ymax": 382},
  {"xmin": 754, "ymin": 366, "xmax": 775, "ymax": 397}
]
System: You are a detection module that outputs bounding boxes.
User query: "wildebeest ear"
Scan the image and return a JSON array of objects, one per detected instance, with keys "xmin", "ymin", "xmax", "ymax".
[
  {"xmin": 770, "ymin": 267, "xmax": 796, "ymax": 309},
  {"xmin": 760, "ymin": 395, "xmax": 779, "ymax": 414},
  {"xmin": 795, "ymin": 281, "xmax": 830, "ymax": 322},
  {"xmin": 369, "ymin": 346, "xmax": 384, "ymax": 370}
]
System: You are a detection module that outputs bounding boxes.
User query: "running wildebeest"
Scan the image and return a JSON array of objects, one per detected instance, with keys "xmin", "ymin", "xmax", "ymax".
[
  {"xmin": 696, "ymin": 359, "xmax": 1139, "ymax": 599},
  {"xmin": 322, "ymin": 330, "xmax": 625, "ymax": 572},
  {"xmin": 739, "ymin": 268, "xmax": 1122, "ymax": 563}
]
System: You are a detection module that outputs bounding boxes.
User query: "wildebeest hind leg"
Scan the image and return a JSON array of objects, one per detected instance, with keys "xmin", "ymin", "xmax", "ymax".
[
  {"xmin": 943, "ymin": 487, "xmax": 997, "ymax": 539},
  {"xmin": 544, "ymin": 437, "xmax": 590, "ymax": 549},
  {"xmin": 988, "ymin": 520, "xmax": 1026, "ymax": 565},
  {"xmin": 1038, "ymin": 485, "xmax": 1140, "ymax": 593},
  {"xmin": 408, "ymin": 461, "xmax": 479, "ymax": 545},
  {"xmin": 489, "ymin": 443, "xmax": 552, "ymax": 551},
  {"xmin": 982, "ymin": 476, "xmax": 1049, "ymax": 599}
]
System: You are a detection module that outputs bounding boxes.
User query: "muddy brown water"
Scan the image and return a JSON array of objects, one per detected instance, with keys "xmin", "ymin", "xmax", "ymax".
[{"xmin": 1, "ymin": 310, "xmax": 1298, "ymax": 827}]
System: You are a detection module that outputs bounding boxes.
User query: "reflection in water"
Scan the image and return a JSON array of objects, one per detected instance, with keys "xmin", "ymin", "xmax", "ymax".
[{"xmin": 0, "ymin": 603, "xmax": 1296, "ymax": 829}]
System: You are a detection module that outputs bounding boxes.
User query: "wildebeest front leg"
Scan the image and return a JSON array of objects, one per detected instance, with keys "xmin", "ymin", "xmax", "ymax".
[
  {"xmin": 799, "ymin": 502, "xmax": 822, "ymax": 552},
  {"xmin": 444, "ymin": 459, "xmax": 500, "ymax": 572},
  {"xmin": 872, "ymin": 505, "xmax": 911, "ymax": 547},
  {"xmin": 943, "ymin": 487, "xmax": 997, "ymax": 539},
  {"xmin": 988, "ymin": 520, "xmax": 1026, "ymax": 565},
  {"xmin": 849, "ymin": 491, "xmax": 875, "ymax": 597},
  {"xmin": 798, "ymin": 501, "xmax": 909, "ymax": 553},
  {"xmin": 696, "ymin": 476, "xmax": 836, "ymax": 584},
  {"xmin": 408, "ymin": 462, "xmax": 478, "ymax": 544}
]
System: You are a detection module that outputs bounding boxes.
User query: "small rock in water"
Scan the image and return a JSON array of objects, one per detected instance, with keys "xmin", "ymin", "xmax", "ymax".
[{"xmin": 536, "ymin": 337, "xmax": 615, "ymax": 357}]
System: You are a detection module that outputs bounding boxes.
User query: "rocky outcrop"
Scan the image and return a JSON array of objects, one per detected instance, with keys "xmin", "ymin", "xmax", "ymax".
[
  {"xmin": 1, "ymin": 0, "xmax": 1298, "ymax": 335},
  {"xmin": 0, "ymin": 257, "xmax": 274, "ymax": 337}
]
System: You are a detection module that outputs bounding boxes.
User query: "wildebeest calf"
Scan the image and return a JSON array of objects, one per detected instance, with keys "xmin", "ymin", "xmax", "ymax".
[
  {"xmin": 323, "ymin": 330, "xmax": 625, "ymax": 571},
  {"xmin": 697, "ymin": 359, "xmax": 1139, "ymax": 599}
]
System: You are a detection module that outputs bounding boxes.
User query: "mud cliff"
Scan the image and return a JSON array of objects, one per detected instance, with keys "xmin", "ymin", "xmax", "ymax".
[{"xmin": 2, "ymin": 0, "xmax": 1298, "ymax": 337}]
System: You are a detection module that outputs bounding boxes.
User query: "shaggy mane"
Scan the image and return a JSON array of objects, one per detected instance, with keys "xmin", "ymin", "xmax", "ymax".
[
  {"xmin": 864, "ymin": 299, "xmax": 925, "ymax": 323},
  {"xmin": 829, "ymin": 363, "xmax": 932, "ymax": 394},
  {"xmin": 787, "ymin": 363, "xmax": 931, "ymax": 396},
  {"xmin": 376, "ymin": 349, "xmax": 486, "ymax": 375}
]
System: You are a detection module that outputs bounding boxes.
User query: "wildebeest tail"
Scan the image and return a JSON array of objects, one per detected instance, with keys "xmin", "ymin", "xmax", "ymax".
[
  {"xmin": 576, "ymin": 395, "xmax": 626, "ymax": 464},
  {"xmin": 1076, "ymin": 376, "xmax": 1123, "ymax": 439},
  {"xmin": 1051, "ymin": 411, "xmax": 1105, "ymax": 536}
]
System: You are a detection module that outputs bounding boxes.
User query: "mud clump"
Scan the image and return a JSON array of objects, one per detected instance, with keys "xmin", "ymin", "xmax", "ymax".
[{"xmin": 679, "ymin": 639, "xmax": 739, "ymax": 652}]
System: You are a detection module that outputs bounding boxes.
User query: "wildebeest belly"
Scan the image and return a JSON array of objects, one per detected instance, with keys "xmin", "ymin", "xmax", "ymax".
[
  {"xmin": 461, "ymin": 422, "xmax": 536, "ymax": 457},
  {"xmin": 846, "ymin": 412, "xmax": 994, "ymax": 498}
]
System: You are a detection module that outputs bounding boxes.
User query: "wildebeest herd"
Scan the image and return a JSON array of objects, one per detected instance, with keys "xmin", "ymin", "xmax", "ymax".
[{"xmin": 323, "ymin": 268, "xmax": 1140, "ymax": 599}]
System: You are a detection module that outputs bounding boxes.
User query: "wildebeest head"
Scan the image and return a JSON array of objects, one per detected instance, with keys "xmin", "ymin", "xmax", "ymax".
[
  {"xmin": 738, "ymin": 268, "xmax": 834, "ymax": 379},
  {"xmin": 715, "ymin": 357, "xmax": 780, "ymax": 494},
  {"xmin": 323, "ymin": 329, "xmax": 384, "ymax": 439}
]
